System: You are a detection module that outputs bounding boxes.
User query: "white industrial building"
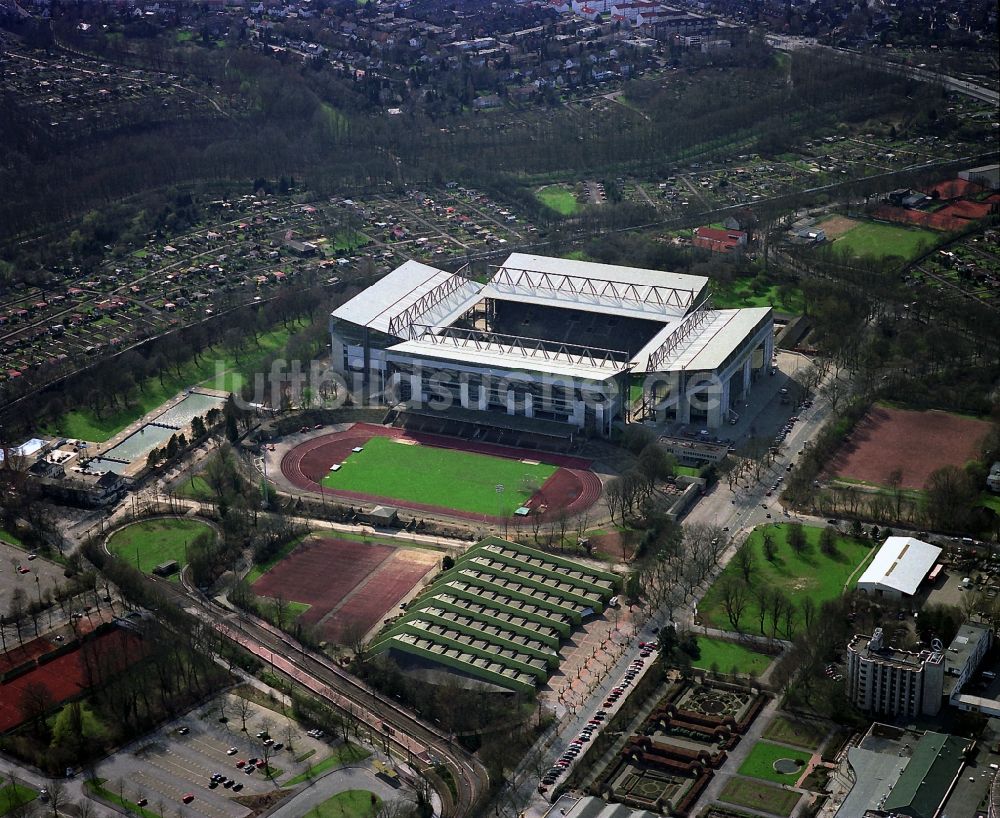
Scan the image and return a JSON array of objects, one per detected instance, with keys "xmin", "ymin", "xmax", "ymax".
[
  {"xmin": 329, "ymin": 254, "xmax": 773, "ymax": 438},
  {"xmin": 855, "ymin": 536, "xmax": 942, "ymax": 600}
]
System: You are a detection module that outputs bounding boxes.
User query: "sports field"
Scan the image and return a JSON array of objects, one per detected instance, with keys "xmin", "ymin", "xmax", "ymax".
[
  {"xmin": 536, "ymin": 185, "xmax": 579, "ymax": 215},
  {"xmin": 252, "ymin": 537, "xmax": 437, "ymax": 644},
  {"xmin": 828, "ymin": 404, "xmax": 992, "ymax": 490},
  {"xmin": 283, "ymin": 424, "xmax": 601, "ymax": 521},
  {"xmin": 690, "ymin": 637, "xmax": 773, "ymax": 676},
  {"xmin": 698, "ymin": 524, "xmax": 873, "ymax": 634},
  {"xmin": 107, "ymin": 517, "xmax": 214, "ymax": 575},
  {"xmin": 832, "ymin": 220, "xmax": 938, "ymax": 261},
  {"xmin": 320, "ymin": 435, "xmax": 558, "ymax": 515}
]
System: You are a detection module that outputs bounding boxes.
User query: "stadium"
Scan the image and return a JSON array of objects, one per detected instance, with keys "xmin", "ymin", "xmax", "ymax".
[{"xmin": 330, "ymin": 253, "xmax": 774, "ymax": 438}]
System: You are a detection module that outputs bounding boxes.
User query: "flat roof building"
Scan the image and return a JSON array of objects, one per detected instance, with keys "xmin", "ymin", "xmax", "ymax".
[
  {"xmin": 847, "ymin": 622, "xmax": 992, "ymax": 718},
  {"xmin": 856, "ymin": 536, "xmax": 942, "ymax": 599},
  {"xmin": 836, "ymin": 724, "xmax": 971, "ymax": 818}
]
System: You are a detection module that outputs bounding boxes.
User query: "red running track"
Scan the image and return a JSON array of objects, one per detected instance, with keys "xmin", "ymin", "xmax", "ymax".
[{"xmin": 281, "ymin": 423, "xmax": 602, "ymax": 523}]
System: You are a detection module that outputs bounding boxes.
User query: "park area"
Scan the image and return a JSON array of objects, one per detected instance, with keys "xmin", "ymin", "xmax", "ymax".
[
  {"xmin": 737, "ymin": 741, "xmax": 811, "ymax": 785},
  {"xmin": 828, "ymin": 219, "xmax": 938, "ymax": 262},
  {"xmin": 698, "ymin": 524, "xmax": 874, "ymax": 634},
  {"xmin": 107, "ymin": 517, "xmax": 215, "ymax": 576},
  {"xmin": 718, "ymin": 777, "xmax": 801, "ymax": 817},
  {"xmin": 828, "ymin": 404, "xmax": 992, "ymax": 490},
  {"xmin": 689, "ymin": 637, "xmax": 774, "ymax": 677},
  {"xmin": 282, "ymin": 424, "xmax": 601, "ymax": 521},
  {"xmin": 251, "ymin": 537, "xmax": 437, "ymax": 644},
  {"xmin": 535, "ymin": 184, "xmax": 579, "ymax": 215},
  {"xmin": 303, "ymin": 790, "xmax": 381, "ymax": 818},
  {"xmin": 761, "ymin": 715, "xmax": 828, "ymax": 751}
]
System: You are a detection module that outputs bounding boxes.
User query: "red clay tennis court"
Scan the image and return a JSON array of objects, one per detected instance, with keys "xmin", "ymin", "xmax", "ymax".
[
  {"xmin": 0, "ymin": 629, "xmax": 143, "ymax": 732},
  {"xmin": 829, "ymin": 405, "xmax": 992, "ymax": 490},
  {"xmin": 252, "ymin": 537, "xmax": 437, "ymax": 643},
  {"xmin": 252, "ymin": 537, "xmax": 394, "ymax": 626},
  {"xmin": 281, "ymin": 423, "xmax": 601, "ymax": 522},
  {"xmin": 320, "ymin": 549, "xmax": 438, "ymax": 644}
]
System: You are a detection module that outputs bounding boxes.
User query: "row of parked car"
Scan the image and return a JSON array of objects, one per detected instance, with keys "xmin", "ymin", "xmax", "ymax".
[{"xmin": 539, "ymin": 646, "xmax": 655, "ymax": 793}]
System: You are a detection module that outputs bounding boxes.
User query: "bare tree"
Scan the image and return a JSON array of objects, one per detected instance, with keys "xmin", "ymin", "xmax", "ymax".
[
  {"xmin": 735, "ymin": 544, "xmax": 755, "ymax": 584},
  {"xmin": 45, "ymin": 779, "xmax": 65, "ymax": 817},
  {"xmin": 234, "ymin": 690, "xmax": 254, "ymax": 732},
  {"xmin": 719, "ymin": 577, "xmax": 750, "ymax": 631}
]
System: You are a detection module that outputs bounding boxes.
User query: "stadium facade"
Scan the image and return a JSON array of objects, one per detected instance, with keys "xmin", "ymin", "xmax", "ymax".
[{"xmin": 330, "ymin": 253, "xmax": 773, "ymax": 436}]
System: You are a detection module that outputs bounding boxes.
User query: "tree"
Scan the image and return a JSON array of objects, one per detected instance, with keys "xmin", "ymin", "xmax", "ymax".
[
  {"xmin": 8, "ymin": 588, "xmax": 27, "ymax": 647},
  {"xmin": 45, "ymin": 779, "xmax": 65, "ymax": 818},
  {"xmin": 735, "ymin": 544, "xmax": 754, "ymax": 584},
  {"xmin": 235, "ymin": 690, "xmax": 254, "ymax": 732},
  {"xmin": 753, "ymin": 584, "xmax": 771, "ymax": 635},
  {"xmin": 801, "ymin": 596, "xmax": 816, "ymax": 631},
  {"xmin": 787, "ymin": 523, "xmax": 807, "ymax": 554},
  {"xmin": 19, "ymin": 681, "xmax": 55, "ymax": 739},
  {"xmin": 924, "ymin": 465, "xmax": 977, "ymax": 532},
  {"xmin": 762, "ymin": 532, "xmax": 777, "ymax": 562},
  {"xmin": 819, "ymin": 526, "xmax": 838, "ymax": 557},
  {"xmin": 719, "ymin": 577, "xmax": 750, "ymax": 630}
]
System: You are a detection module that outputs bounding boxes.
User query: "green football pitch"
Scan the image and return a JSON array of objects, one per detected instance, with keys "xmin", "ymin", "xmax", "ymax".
[{"xmin": 320, "ymin": 435, "xmax": 558, "ymax": 515}]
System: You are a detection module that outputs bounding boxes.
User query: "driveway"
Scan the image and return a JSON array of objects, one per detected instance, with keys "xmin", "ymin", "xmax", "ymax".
[{"xmin": 266, "ymin": 764, "xmax": 410, "ymax": 818}]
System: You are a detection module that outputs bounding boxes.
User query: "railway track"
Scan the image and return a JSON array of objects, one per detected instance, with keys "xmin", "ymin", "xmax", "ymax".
[{"xmin": 163, "ymin": 584, "xmax": 491, "ymax": 817}]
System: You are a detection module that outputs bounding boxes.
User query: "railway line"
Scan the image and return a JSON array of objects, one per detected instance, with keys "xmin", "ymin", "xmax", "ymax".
[{"xmin": 161, "ymin": 582, "xmax": 491, "ymax": 818}]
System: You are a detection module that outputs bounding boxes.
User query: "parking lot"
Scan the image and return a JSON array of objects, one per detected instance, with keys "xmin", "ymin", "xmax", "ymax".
[
  {"xmin": 94, "ymin": 692, "xmax": 350, "ymax": 818},
  {"xmin": 0, "ymin": 539, "xmax": 65, "ymax": 600}
]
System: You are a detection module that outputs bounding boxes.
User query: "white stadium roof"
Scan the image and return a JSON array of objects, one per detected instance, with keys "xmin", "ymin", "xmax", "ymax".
[
  {"xmin": 857, "ymin": 537, "xmax": 942, "ymax": 597},
  {"xmin": 484, "ymin": 253, "xmax": 709, "ymax": 320},
  {"xmin": 387, "ymin": 335, "xmax": 627, "ymax": 381},
  {"xmin": 330, "ymin": 260, "xmax": 480, "ymax": 335},
  {"xmin": 636, "ymin": 307, "xmax": 771, "ymax": 373},
  {"xmin": 331, "ymin": 255, "xmax": 769, "ymax": 379}
]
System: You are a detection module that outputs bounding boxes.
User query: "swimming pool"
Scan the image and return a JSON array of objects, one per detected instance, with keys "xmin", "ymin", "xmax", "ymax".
[
  {"xmin": 155, "ymin": 392, "xmax": 225, "ymax": 429},
  {"xmin": 100, "ymin": 423, "xmax": 175, "ymax": 464}
]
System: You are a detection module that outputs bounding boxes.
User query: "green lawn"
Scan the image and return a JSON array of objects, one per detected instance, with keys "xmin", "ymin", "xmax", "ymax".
[
  {"xmin": 320, "ymin": 435, "xmax": 558, "ymax": 515},
  {"xmin": 675, "ymin": 465, "xmax": 701, "ymax": 478},
  {"xmin": 737, "ymin": 741, "xmax": 812, "ymax": 784},
  {"xmin": 107, "ymin": 518, "xmax": 215, "ymax": 575},
  {"xmin": 85, "ymin": 780, "xmax": 161, "ymax": 818},
  {"xmin": 175, "ymin": 475, "xmax": 216, "ymax": 501},
  {"xmin": 303, "ymin": 790, "xmax": 381, "ymax": 818},
  {"xmin": 260, "ymin": 598, "xmax": 311, "ymax": 624},
  {"xmin": 718, "ymin": 777, "xmax": 801, "ymax": 817},
  {"xmin": 283, "ymin": 743, "xmax": 370, "ymax": 787},
  {"xmin": 536, "ymin": 185, "xmax": 579, "ymax": 215},
  {"xmin": 46, "ymin": 323, "xmax": 301, "ymax": 442},
  {"xmin": 562, "ymin": 250, "xmax": 591, "ymax": 261},
  {"xmin": 0, "ymin": 784, "xmax": 37, "ymax": 817},
  {"xmin": 833, "ymin": 221, "xmax": 939, "ymax": 262},
  {"xmin": 699, "ymin": 524, "xmax": 873, "ymax": 634},
  {"xmin": 690, "ymin": 636, "xmax": 773, "ymax": 676},
  {"xmin": 762, "ymin": 716, "xmax": 828, "ymax": 751},
  {"xmin": 977, "ymin": 493, "xmax": 1000, "ymax": 514},
  {"xmin": 0, "ymin": 527, "xmax": 24, "ymax": 547},
  {"xmin": 711, "ymin": 278, "xmax": 804, "ymax": 313}
]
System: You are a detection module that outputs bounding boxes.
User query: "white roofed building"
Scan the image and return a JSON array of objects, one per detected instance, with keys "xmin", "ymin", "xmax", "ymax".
[
  {"xmin": 330, "ymin": 254, "xmax": 773, "ymax": 437},
  {"xmin": 856, "ymin": 536, "xmax": 943, "ymax": 600}
]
